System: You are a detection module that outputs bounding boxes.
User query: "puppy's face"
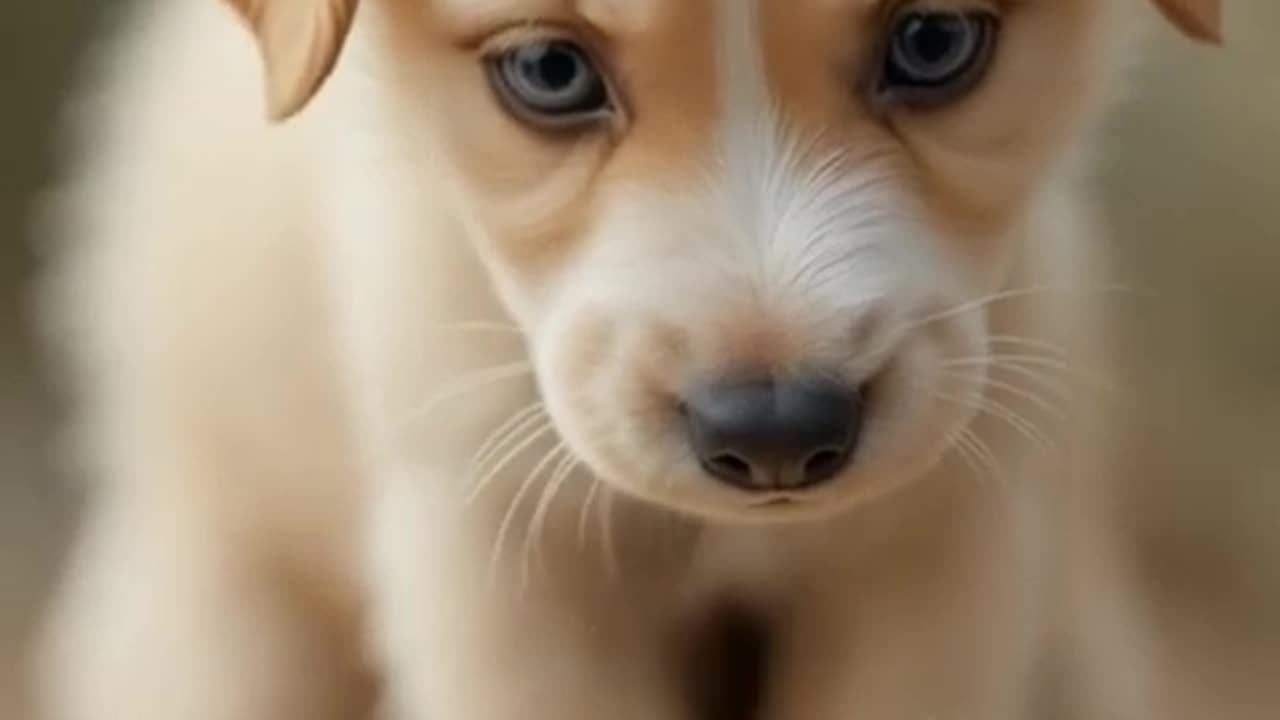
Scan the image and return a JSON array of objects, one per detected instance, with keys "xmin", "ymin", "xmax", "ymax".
[{"xmin": 231, "ymin": 0, "xmax": 1220, "ymax": 524}]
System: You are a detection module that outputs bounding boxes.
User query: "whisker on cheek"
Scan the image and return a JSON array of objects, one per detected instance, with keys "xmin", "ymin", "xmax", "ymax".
[
  {"xmin": 945, "ymin": 354, "xmax": 1122, "ymax": 399},
  {"xmin": 466, "ymin": 401, "xmax": 548, "ymax": 505},
  {"xmin": 962, "ymin": 425, "xmax": 1003, "ymax": 481},
  {"xmin": 934, "ymin": 390, "xmax": 1054, "ymax": 451},
  {"xmin": 946, "ymin": 426, "xmax": 999, "ymax": 487},
  {"xmin": 944, "ymin": 358, "xmax": 1070, "ymax": 400},
  {"xmin": 486, "ymin": 422, "xmax": 559, "ymax": 593},
  {"xmin": 471, "ymin": 401, "xmax": 546, "ymax": 461},
  {"xmin": 472, "ymin": 416, "xmax": 556, "ymax": 511},
  {"xmin": 598, "ymin": 485, "xmax": 621, "ymax": 583},
  {"xmin": 521, "ymin": 443, "xmax": 577, "ymax": 593},
  {"xmin": 986, "ymin": 334, "xmax": 1073, "ymax": 358},
  {"xmin": 577, "ymin": 477, "xmax": 602, "ymax": 554},
  {"xmin": 399, "ymin": 360, "xmax": 534, "ymax": 428},
  {"xmin": 911, "ymin": 282, "xmax": 1151, "ymax": 332},
  {"xmin": 938, "ymin": 368, "xmax": 1068, "ymax": 420}
]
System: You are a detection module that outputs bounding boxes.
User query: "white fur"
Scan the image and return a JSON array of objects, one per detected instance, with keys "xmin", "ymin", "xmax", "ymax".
[
  {"xmin": 531, "ymin": 0, "xmax": 987, "ymax": 525},
  {"xmin": 33, "ymin": 1, "xmax": 1167, "ymax": 720}
]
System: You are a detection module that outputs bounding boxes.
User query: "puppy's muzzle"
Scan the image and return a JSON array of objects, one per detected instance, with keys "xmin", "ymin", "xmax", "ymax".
[{"xmin": 682, "ymin": 376, "xmax": 865, "ymax": 493}]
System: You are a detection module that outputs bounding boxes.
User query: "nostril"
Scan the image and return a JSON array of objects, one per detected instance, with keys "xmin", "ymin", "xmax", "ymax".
[
  {"xmin": 800, "ymin": 446, "xmax": 850, "ymax": 487},
  {"xmin": 704, "ymin": 452, "xmax": 755, "ymax": 488}
]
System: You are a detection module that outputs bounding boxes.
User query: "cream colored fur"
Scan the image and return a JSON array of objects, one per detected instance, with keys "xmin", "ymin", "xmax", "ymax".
[{"xmin": 32, "ymin": 1, "xmax": 1219, "ymax": 719}]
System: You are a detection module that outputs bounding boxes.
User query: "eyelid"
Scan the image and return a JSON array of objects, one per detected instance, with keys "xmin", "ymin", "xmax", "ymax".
[
  {"xmin": 878, "ymin": 0, "xmax": 1006, "ymax": 19},
  {"xmin": 477, "ymin": 22, "xmax": 571, "ymax": 55},
  {"xmin": 469, "ymin": 17, "xmax": 616, "ymax": 59}
]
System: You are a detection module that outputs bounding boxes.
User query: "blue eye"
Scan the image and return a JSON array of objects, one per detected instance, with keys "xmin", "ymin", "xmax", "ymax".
[
  {"xmin": 488, "ymin": 40, "xmax": 614, "ymax": 130},
  {"xmin": 876, "ymin": 10, "xmax": 999, "ymax": 110}
]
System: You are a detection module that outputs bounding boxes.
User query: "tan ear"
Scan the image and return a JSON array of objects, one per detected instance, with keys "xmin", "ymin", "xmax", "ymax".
[
  {"xmin": 1150, "ymin": 0, "xmax": 1224, "ymax": 45},
  {"xmin": 223, "ymin": 0, "xmax": 361, "ymax": 121}
]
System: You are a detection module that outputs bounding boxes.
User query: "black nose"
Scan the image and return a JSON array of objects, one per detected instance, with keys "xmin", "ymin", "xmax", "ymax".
[{"xmin": 683, "ymin": 378, "xmax": 864, "ymax": 492}]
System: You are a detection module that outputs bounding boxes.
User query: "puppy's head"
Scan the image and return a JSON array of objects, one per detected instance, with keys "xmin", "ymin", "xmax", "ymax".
[{"xmin": 229, "ymin": 0, "xmax": 1221, "ymax": 523}]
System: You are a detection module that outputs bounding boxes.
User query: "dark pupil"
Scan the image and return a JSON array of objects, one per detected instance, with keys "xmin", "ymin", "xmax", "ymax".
[
  {"xmin": 903, "ymin": 14, "xmax": 965, "ymax": 68},
  {"xmin": 519, "ymin": 44, "xmax": 580, "ymax": 91}
]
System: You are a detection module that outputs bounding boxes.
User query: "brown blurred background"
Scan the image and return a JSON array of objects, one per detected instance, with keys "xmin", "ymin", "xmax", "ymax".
[
  {"xmin": 2, "ymin": 2, "xmax": 1278, "ymax": 719},
  {"xmin": 2, "ymin": 3, "xmax": 101, "ymax": 718}
]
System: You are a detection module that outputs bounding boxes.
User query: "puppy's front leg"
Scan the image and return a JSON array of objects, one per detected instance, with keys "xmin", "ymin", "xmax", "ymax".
[
  {"xmin": 368, "ymin": 469, "xmax": 683, "ymax": 720},
  {"xmin": 765, "ymin": 585, "xmax": 1034, "ymax": 720},
  {"xmin": 763, "ymin": 521, "xmax": 1039, "ymax": 720},
  {"xmin": 37, "ymin": 487, "xmax": 372, "ymax": 720}
]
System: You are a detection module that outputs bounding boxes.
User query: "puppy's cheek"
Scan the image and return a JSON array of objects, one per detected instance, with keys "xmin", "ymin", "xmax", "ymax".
[
  {"xmin": 534, "ymin": 294, "xmax": 696, "ymax": 496},
  {"xmin": 534, "ymin": 306, "xmax": 629, "ymax": 476},
  {"xmin": 431, "ymin": 133, "xmax": 612, "ymax": 303},
  {"xmin": 469, "ymin": 225, "xmax": 598, "ymax": 311},
  {"xmin": 860, "ymin": 324, "xmax": 977, "ymax": 484},
  {"xmin": 864, "ymin": 340, "xmax": 936, "ymax": 460},
  {"xmin": 613, "ymin": 322, "xmax": 696, "ymax": 477}
]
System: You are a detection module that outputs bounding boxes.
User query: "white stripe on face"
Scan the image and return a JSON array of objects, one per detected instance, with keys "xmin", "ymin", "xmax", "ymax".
[
  {"xmin": 715, "ymin": 0, "xmax": 771, "ymax": 118},
  {"xmin": 709, "ymin": 0, "xmax": 919, "ymax": 317}
]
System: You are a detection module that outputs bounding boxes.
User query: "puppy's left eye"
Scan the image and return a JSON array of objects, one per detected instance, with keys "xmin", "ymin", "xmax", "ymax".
[
  {"xmin": 487, "ymin": 40, "xmax": 615, "ymax": 131},
  {"xmin": 874, "ymin": 9, "xmax": 999, "ymax": 110}
]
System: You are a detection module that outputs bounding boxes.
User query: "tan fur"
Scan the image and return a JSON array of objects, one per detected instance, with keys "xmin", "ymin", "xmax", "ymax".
[
  {"xmin": 1152, "ymin": 0, "xmax": 1223, "ymax": 43},
  {"xmin": 33, "ymin": 1, "xmax": 1222, "ymax": 720},
  {"xmin": 225, "ymin": 0, "xmax": 361, "ymax": 119}
]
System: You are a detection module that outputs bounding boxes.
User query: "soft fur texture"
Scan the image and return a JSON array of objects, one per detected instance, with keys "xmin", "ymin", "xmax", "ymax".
[{"xmin": 34, "ymin": 1, "xmax": 1221, "ymax": 719}]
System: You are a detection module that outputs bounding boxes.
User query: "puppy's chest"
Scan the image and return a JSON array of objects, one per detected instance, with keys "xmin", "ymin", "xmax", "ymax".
[
  {"xmin": 682, "ymin": 530, "xmax": 809, "ymax": 603},
  {"xmin": 594, "ymin": 512, "xmax": 869, "ymax": 615},
  {"xmin": 668, "ymin": 530, "xmax": 856, "ymax": 720},
  {"xmin": 678, "ymin": 598, "xmax": 774, "ymax": 720}
]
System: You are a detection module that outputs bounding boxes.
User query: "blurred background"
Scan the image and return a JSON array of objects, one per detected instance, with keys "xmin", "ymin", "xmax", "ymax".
[{"xmin": 1, "ymin": 2, "xmax": 1277, "ymax": 719}]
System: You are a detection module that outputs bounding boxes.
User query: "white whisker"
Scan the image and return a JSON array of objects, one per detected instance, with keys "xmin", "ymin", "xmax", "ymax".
[
  {"xmin": 986, "ymin": 334, "xmax": 1072, "ymax": 359},
  {"xmin": 521, "ymin": 447, "xmax": 578, "ymax": 591},
  {"xmin": 962, "ymin": 354, "xmax": 1120, "ymax": 399},
  {"xmin": 402, "ymin": 361, "xmax": 533, "ymax": 425},
  {"xmin": 913, "ymin": 283, "xmax": 1143, "ymax": 331},
  {"xmin": 940, "ymin": 369, "xmax": 1068, "ymax": 420},
  {"xmin": 516, "ymin": 442, "xmax": 574, "ymax": 595},
  {"xmin": 466, "ymin": 402, "xmax": 547, "ymax": 501},
  {"xmin": 468, "ymin": 417, "xmax": 555, "ymax": 508},
  {"xmin": 578, "ymin": 478, "xmax": 601, "ymax": 554},
  {"xmin": 598, "ymin": 486, "xmax": 621, "ymax": 583},
  {"xmin": 961, "ymin": 426, "xmax": 1004, "ymax": 486},
  {"xmin": 936, "ymin": 391, "xmax": 1054, "ymax": 451},
  {"xmin": 946, "ymin": 428, "xmax": 988, "ymax": 485},
  {"xmin": 486, "ymin": 424, "xmax": 558, "ymax": 591},
  {"xmin": 985, "ymin": 361, "xmax": 1072, "ymax": 398}
]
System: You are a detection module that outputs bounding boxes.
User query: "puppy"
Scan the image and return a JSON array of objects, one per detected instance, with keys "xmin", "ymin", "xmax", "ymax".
[{"xmin": 33, "ymin": 1, "xmax": 1221, "ymax": 719}]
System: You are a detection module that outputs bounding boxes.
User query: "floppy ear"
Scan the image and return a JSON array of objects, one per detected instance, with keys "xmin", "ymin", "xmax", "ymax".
[
  {"xmin": 1150, "ymin": 0, "xmax": 1223, "ymax": 44},
  {"xmin": 223, "ymin": 0, "xmax": 361, "ymax": 121}
]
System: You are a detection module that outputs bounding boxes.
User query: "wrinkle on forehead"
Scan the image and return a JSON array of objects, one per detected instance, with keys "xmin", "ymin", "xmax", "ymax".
[
  {"xmin": 427, "ymin": 0, "xmax": 664, "ymax": 33},
  {"xmin": 425, "ymin": 0, "xmax": 1016, "ymax": 38}
]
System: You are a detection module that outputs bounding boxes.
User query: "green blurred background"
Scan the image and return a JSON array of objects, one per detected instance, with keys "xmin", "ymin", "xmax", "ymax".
[{"xmin": 1, "ymin": 2, "xmax": 1278, "ymax": 719}]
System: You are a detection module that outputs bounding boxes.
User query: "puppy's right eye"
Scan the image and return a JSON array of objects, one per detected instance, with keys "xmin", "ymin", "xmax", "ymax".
[
  {"xmin": 872, "ymin": 9, "xmax": 999, "ymax": 112},
  {"xmin": 487, "ymin": 40, "xmax": 615, "ymax": 132}
]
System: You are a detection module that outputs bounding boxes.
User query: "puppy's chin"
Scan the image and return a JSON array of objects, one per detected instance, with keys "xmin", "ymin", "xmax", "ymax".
[{"xmin": 568, "ymin": 435, "xmax": 959, "ymax": 528}]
